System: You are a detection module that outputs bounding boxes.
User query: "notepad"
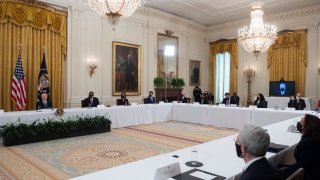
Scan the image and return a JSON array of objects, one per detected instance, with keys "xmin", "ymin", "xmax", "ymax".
[{"xmin": 189, "ymin": 171, "xmax": 217, "ymax": 180}]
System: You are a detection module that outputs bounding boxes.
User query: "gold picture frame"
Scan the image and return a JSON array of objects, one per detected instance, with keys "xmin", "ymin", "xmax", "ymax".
[
  {"xmin": 189, "ymin": 60, "xmax": 200, "ymax": 86},
  {"xmin": 112, "ymin": 41, "xmax": 141, "ymax": 96}
]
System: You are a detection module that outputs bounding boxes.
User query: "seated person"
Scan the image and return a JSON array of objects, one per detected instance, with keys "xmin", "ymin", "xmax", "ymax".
[
  {"xmin": 222, "ymin": 92, "xmax": 231, "ymax": 105},
  {"xmin": 252, "ymin": 93, "xmax": 267, "ymax": 108},
  {"xmin": 83, "ymin": 91, "xmax": 100, "ymax": 107},
  {"xmin": 231, "ymin": 92, "xmax": 240, "ymax": 106},
  {"xmin": 146, "ymin": 91, "xmax": 156, "ymax": 104},
  {"xmin": 208, "ymin": 92, "xmax": 214, "ymax": 104},
  {"xmin": 295, "ymin": 93, "xmax": 306, "ymax": 110},
  {"xmin": 236, "ymin": 124, "xmax": 283, "ymax": 180},
  {"xmin": 201, "ymin": 91, "xmax": 209, "ymax": 104},
  {"xmin": 280, "ymin": 114, "xmax": 320, "ymax": 180},
  {"xmin": 117, "ymin": 91, "xmax": 129, "ymax": 106},
  {"xmin": 287, "ymin": 95, "xmax": 297, "ymax": 108},
  {"xmin": 36, "ymin": 92, "xmax": 52, "ymax": 110},
  {"xmin": 180, "ymin": 93, "xmax": 189, "ymax": 103}
]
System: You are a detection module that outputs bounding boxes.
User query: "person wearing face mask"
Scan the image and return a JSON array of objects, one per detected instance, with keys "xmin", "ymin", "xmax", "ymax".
[
  {"xmin": 280, "ymin": 114, "xmax": 320, "ymax": 180},
  {"xmin": 235, "ymin": 124, "xmax": 283, "ymax": 180},
  {"xmin": 117, "ymin": 91, "xmax": 129, "ymax": 106},
  {"xmin": 295, "ymin": 93, "xmax": 306, "ymax": 110},
  {"xmin": 222, "ymin": 92, "xmax": 231, "ymax": 105},
  {"xmin": 252, "ymin": 93, "xmax": 267, "ymax": 108},
  {"xmin": 146, "ymin": 91, "xmax": 156, "ymax": 104},
  {"xmin": 83, "ymin": 91, "xmax": 99, "ymax": 107},
  {"xmin": 288, "ymin": 95, "xmax": 297, "ymax": 108}
]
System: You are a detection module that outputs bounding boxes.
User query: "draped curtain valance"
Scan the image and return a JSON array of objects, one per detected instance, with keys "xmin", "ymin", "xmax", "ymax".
[
  {"xmin": 209, "ymin": 39, "xmax": 238, "ymax": 94},
  {"xmin": 267, "ymin": 30, "xmax": 307, "ymax": 96}
]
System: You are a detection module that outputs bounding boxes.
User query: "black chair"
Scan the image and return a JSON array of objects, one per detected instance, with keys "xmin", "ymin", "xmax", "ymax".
[
  {"xmin": 81, "ymin": 100, "xmax": 85, "ymax": 108},
  {"xmin": 143, "ymin": 98, "xmax": 148, "ymax": 104}
]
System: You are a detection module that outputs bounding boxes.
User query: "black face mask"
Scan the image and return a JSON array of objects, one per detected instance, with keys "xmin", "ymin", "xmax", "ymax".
[
  {"xmin": 121, "ymin": 95, "xmax": 125, "ymax": 98},
  {"xmin": 297, "ymin": 122, "xmax": 303, "ymax": 133},
  {"xmin": 149, "ymin": 94, "xmax": 152, "ymax": 97},
  {"xmin": 235, "ymin": 143, "xmax": 242, "ymax": 158},
  {"xmin": 257, "ymin": 97, "xmax": 260, "ymax": 100}
]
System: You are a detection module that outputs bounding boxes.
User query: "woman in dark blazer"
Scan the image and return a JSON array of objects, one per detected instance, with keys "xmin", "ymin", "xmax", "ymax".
[
  {"xmin": 252, "ymin": 93, "xmax": 267, "ymax": 108},
  {"xmin": 288, "ymin": 95, "xmax": 297, "ymax": 108},
  {"xmin": 117, "ymin": 92, "xmax": 129, "ymax": 106},
  {"xmin": 281, "ymin": 114, "xmax": 320, "ymax": 180}
]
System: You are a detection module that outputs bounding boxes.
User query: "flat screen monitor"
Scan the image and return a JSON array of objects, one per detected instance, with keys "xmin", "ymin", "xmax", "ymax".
[{"xmin": 269, "ymin": 81, "xmax": 295, "ymax": 97}]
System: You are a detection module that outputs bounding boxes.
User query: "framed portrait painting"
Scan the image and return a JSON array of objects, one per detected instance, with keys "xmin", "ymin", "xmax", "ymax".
[
  {"xmin": 112, "ymin": 41, "xmax": 141, "ymax": 96},
  {"xmin": 189, "ymin": 60, "xmax": 200, "ymax": 86}
]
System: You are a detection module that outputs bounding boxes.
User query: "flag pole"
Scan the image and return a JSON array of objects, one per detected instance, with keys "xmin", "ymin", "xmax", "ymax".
[{"xmin": 17, "ymin": 44, "xmax": 22, "ymax": 56}]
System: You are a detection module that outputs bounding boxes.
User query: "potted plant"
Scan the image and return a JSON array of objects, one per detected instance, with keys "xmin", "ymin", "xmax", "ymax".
[
  {"xmin": 171, "ymin": 78, "xmax": 177, "ymax": 88},
  {"xmin": 0, "ymin": 115, "xmax": 112, "ymax": 146},
  {"xmin": 176, "ymin": 78, "xmax": 185, "ymax": 88},
  {"xmin": 153, "ymin": 77, "xmax": 164, "ymax": 88}
]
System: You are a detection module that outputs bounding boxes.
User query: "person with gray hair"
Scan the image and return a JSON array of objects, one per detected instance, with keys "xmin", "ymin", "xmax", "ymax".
[{"xmin": 235, "ymin": 124, "xmax": 283, "ymax": 180}]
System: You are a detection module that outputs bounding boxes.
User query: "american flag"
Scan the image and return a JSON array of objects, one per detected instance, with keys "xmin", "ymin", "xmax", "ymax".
[{"xmin": 11, "ymin": 55, "xmax": 27, "ymax": 111}]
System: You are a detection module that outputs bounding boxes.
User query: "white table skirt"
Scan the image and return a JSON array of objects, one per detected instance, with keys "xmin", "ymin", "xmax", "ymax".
[
  {"xmin": 251, "ymin": 108, "xmax": 313, "ymax": 127},
  {"xmin": 172, "ymin": 104, "xmax": 208, "ymax": 124},
  {"xmin": 205, "ymin": 106, "xmax": 252, "ymax": 129},
  {"xmin": 71, "ymin": 117, "xmax": 302, "ymax": 180},
  {"xmin": 265, "ymin": 97, "xmax": 312, "ymax": 110}
]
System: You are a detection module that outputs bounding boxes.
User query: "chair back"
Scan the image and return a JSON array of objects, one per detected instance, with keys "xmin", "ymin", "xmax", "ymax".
[
  {"xmin": 81, "ymin": 100, "xmax": 85, "ymax": 108},
  {"xmin": 143, "ymin": 98, "xmax": 148, "ymax": 104},
  {"xmin": 116, "ymin": 99, "xmax": 121, "ymax": 105}
]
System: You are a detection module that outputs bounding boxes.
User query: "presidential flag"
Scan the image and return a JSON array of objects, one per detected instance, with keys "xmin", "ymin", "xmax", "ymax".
[
  {"xmin": 37, "ymin": 53, "xmax": 50, "ymax": 101},
  {"xmin": 11, "ymin": 54, "xmax": 27, "ymax": 111}
]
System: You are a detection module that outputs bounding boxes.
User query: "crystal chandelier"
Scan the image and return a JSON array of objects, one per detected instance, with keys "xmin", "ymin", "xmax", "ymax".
[
  {"xmin": 237, "ymin": 2, "xmax": 277, "ymax": 58},
  {"xmin": 88, "ymin": 0, "xmax": 146, "ymax": 29}
]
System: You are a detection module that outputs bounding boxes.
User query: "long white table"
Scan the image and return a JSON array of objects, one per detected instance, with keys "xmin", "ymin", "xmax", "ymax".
[
  {"xmin": 265, "ymin": 96, "xmax": 312, "ymax": 110},
  {"xmin": 0, "ymin": 104, "xmax": 312, "ymax": 130},
  {"xmin": 71, "ymin": 117, "xmax": 302, "ymax": 180}
]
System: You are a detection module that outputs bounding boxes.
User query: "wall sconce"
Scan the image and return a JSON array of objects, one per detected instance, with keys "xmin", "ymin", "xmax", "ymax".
[
  {"xmin": 244, "ymin": 65, "xmax": 255, "ymax": 81},
  {"xmin": 88, "ymin": 58, "xmax": 97, "ymax": 77}
]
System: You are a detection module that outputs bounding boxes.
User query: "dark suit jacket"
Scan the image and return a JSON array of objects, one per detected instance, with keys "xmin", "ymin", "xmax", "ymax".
[
  {"xmin": 253, "ymin": 100, "xmax": 268, "ymax": 108},
  {"xmin": 281, "ymin": 136, "xmax": 320, "ymax": 180},
  {"xmin": 222, "ymin": 97, "xmax": 231, "ymax": 105},
  {"xmin": 181, "ymin": 96, "xmax": 189, "ymax": 103},
  {"xmin": 295, "ymin": 99, "xmax": 306, "ymax": 110},
  {"xmin": 231, "ymin": 95, "xmax": 240, "ymax": 106},
  {"xmin": 117, "ymin": 98, "xmax": 129, "ymax": 106},
  {"xmin": 83, "ymin": 97, "xmax": 99, "ymax": 107},
  {"xmin": 288, "ymin": 100, "xmax": 297, "ymax": 108},
  {"xmin": 36, "ymin": 100, "xmax": 53, "ymax": 110},
  {"xmin": 240, "ymin": 157, "xmax": 283, "ymax": 180},
  {"xmin": 146, "ymin": 96, "xmax": 156, "ymax": 104}
]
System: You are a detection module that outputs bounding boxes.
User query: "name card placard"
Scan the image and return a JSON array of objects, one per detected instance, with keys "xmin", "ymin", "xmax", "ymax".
[
  {"xmin": 154, "ymin": 162, "xmax": 181, "ymax": 180},
  {"xmin": 97, "ymin": 105, "xmax": 105, "ymax": 108}
]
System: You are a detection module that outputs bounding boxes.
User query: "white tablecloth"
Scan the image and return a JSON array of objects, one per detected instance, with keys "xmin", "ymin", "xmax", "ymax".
[
  {"xmin": 265, "ymin": 97, "xmax": 312, "ymax": 110},
  {"xmin": 0, "ymin": 108, "xmax": 96, "ymax": 126},
  {"xmin": 251, "ymin": 108, "xmax": 313, "ymax": 127},
  {"xmin": 205, "ymin": 106, "xmax": 252, "ymax": 129},
  {"xmin": 72, "ymin": 117, "xmax": 302, "ymax": 180},
  {"xmin": 172, "ymin": 104, "xmax": 208, "ymax": 124}
]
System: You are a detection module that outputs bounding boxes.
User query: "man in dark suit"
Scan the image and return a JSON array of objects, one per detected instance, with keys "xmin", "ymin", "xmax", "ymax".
[
  {"xmin": 193, "ymin": 86, "xmax": 202, "ymax": 102},
  {"xmin": 83, "ymin": 91, "xmax": 100, "ymax": 107},
  {"xmin": 236, "ymin": 124, "xmax": 283, "ymax": 180},
  {"xmin": 222, "ymin": 92, "xmax": 231, "ymax": 105},
  {"xmin": 295, "ymin": 93, "xmax": 306, "ymax": 110},
  {"xmin": 231, "ymin": 92, "xmax": 240, "ymax": 106},
  {"xmin": 146, "ymin": 91, "xmax": 156, "ymax": 104},
  {"xmin": 36, "ymin": 92, "xmax": 52, "ymax": 110}
]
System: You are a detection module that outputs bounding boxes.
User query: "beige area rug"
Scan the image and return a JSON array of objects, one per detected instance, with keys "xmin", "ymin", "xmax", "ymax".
[{"xmin": 0, "ymin": 121, "xmax": 237, "ymax": 179}]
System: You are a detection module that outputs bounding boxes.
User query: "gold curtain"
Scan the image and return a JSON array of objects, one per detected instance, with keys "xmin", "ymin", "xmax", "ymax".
[
  {"xmin": 267, "ymin": 30, "xmax": 307, "ymax": 96},
  {"xmin": 0, "ymin": 1, "xmax": 67, "ymax": 111},
  {"xmin": 209, "ymin": 39, "xmax": 238, "ymax": 94}
]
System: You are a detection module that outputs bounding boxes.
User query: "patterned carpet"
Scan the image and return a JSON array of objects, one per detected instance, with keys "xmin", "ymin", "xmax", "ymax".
[{"xmin": 0, "ymin": 121, "xmax": 237, "ymax": 179}]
